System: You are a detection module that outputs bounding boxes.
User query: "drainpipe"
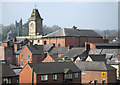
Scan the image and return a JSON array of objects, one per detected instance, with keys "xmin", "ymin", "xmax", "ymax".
[{"xmin": 32, "ymin": 67, "xmax": 34, "ymax": 85}]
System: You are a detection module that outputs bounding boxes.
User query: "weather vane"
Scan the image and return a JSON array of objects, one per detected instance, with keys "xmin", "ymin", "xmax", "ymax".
[{"xmin": 35, "ymin": 4, "xmax": 37, "ymax": 9}]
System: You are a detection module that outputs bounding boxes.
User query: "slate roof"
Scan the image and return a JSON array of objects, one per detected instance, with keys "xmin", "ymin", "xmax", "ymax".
[
  {"xmin": 42, "ymin": 28, "xmax": 102, "ymax": 38},
  {"xmin": 89, "ymin": 49, "xmax": 103, "ymax": 54},
  {"xmin": 87, "ymin": 54, "xmax": 106, "ymax": 62},
  {"xmin": 2, "ymin": 39, "xmax": 11, "ymax": 43},
  {"xmin": 14, "ymin": 38, "xmax": 25, "ymax": 44},
  {"xmin": 1, "ymin": 63, "xmax": 17, "ymax": 77},
  {"xmin": 75, "ymin": 61, "xmax": 116, "ymax": 71},
  {"xmin": 49, "ymin": 47, "xmax": 69, "ymax": 54},
  {"xmin": 29, "ymin": 9, "xmax": 43, "ymax": 20},
  {"xmin": 15, "ymin": 45, "xmax": 44, "ymax": 55},
  {"xmin": 93, "ymin": 43, "xmax": 120, "ymax": 47},
  {"xmin": 15, "ymin": 46, "xmax": 25, "ymax": 54},
  {"xmin": 27, "ymin": 45, "xmax": 43, "ymax": 54},
  {"xmin": 60, "ymin": 48, "xmax": 86, "ymax": 59},
  {"xmin": 28, "ymin": 62, "xmax": 80, "ymax": 74},
  {"xmin": 43, "ymin": 44, "xmax": 54, "ymax": 52},
  {"xmin": 9, "ymin": 64, "xmax": 22, "ymax": 69},
  {"xmin": 50, "ymin": 54, "xmax": 59, "ymax": 62}
]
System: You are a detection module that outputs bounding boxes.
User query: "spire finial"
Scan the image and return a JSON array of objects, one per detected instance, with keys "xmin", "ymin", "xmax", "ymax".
[{"xmin": 35, "ymin": 4, "xmax": 37, "ymax": 9}]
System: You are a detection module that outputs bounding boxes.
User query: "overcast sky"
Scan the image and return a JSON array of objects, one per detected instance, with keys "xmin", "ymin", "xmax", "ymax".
[{"xmin": 2, "ymin": 2, "xmax": 118, "ymax": 30}]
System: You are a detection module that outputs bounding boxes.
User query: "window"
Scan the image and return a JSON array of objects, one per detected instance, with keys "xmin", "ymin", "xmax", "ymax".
[
  {"xmin": 3, "ymin": 78, "xmax": 11, "ymax": 84},
  {"xmin": 38, "ymin": 40, "xmax": 40, "ymax": 43},
  {"xmin": 22, "ymin": 55, "xmax": 24, "ymax": 59},
  {"xmin": 53, "ymin": 74, "xmax": 57, "ymax": 80},
  {"xmin": 58, "ymin": 43, "xmax": 61, "ymax": 46},
  {"xmin": 22, "ymin": 61, "xmax": 24, "ymax": 66},
  {"xmin": 44, "ymin": 41, "xmax": 46, "ymax": 45},
  {"xmin": 102, "ymin": 80, "xmax": 106, "ymax": 85},
  {"xmin": 41, "ymin": 75, "xmax": 48, "ymax": 81},
  {"xmin": 74, "ymin": 73, "xmax": 79, "ymax": 79},
  {"xmin": 82, "ymin": 70, "xmax": 85, "ymax": 74},
  {"xmin": 28, "ymin": 55, "xmax": 30, "ymax": 59},
  {"xmin": 64, "ymin": 73, "xmax": 72, "ymax": 79},
  {"xmin": 94, "ymin": 80, "xmax": 97, "ymax": 85}
]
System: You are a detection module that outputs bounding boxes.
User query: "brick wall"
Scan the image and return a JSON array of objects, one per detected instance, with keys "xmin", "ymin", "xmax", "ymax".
[
  {"xmin": 81, "ymin": 70, "xmax": 117, "ymax": 84},
  {"xmin": 107, "ymin": 70, "xmax": 117, "ymax": 83},
  {"xmin": 42, "ymin": 54, "xmax": 55, "ymax": 62},
  {"xmin": 42, "ymin": 38, "xmax": 65, "ymax": 47},
  {"xmin": 19, "ymin": 64, "xmax": 37, "ymax": 84},
  {"xmin": 18, "ymin": 46, "xmax": 32, "ymax": 66},
  {"xmin": 0, "ymin": 46, "xmax": 5, "ymax": 60},
  {"xmin": 32, "ymin": 54, "xmax": 44, "ymax": 63},
  {"xmin": 5, "ymin": 47, "xmax": 16, "ymax": 65},
  {"xmin": 18, "ymin": 46, "xmax": 44, "ymax": 66},
  {"xmin": 42, "ymin": 36, "xmax": 105, "ymax": 47}
]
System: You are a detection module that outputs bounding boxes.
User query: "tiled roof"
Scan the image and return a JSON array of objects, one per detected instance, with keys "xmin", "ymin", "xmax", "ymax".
[
  {"xmin": 75, "ymin": 61, "xmax": 116, "ymax": 71},
  {"xmin": 28, "ymin": 62, "xmax": 80, "ymax": 74},
  {"xmin": 42, "ymin": 28, "xmax": 102, "ymax": 38},
  {"xmin": 1, "ymin": 63, "xmax": 17, "ymax": 77}
]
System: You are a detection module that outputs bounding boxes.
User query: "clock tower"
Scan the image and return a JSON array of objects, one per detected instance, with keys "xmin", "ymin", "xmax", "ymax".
[{"xmin": 29, "ymin": 8, "xmax": 43, "ymax": 36}]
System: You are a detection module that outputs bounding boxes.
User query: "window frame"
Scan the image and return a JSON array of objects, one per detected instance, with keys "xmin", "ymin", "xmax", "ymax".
[
  {"xmin": 74, "ymin": 73, "xmax": 79, "ymax": 79},
  {"xmin": 64, "ymin": 73, "xmax": 73, "ymax": 80},
  {"xmin": 28, "ymin": 55, "xmax": 30, "ymax": 59},
  {"xmin": 41, "ymin": 75, "xmax": 48, "ymax": 81},
  {"xmin": 53, "ymin": 74, "xmax": 57, "ymax": 80}
]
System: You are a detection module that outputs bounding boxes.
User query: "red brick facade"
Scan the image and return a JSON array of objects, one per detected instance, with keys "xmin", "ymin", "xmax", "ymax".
[
  {"xmin": 16, "ymin": 46, "xmax": 44, "ymax": 66},
  {"xmin": 81, "ymin": 70, "xmax": 117, "ymax": 84},
  {"xmin": 42, "ymin": 36, "xmax": 105, "ymax": 47},
  {"xmin": 19, "ymin": 64, "xmax": 81, "ymax": 84},
  {"xmin": 42, "ymin": 54, "xmax": 55, "ymax": 62}
]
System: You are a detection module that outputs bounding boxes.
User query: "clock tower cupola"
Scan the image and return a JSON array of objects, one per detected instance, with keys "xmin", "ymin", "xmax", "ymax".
[{"xmin": 29, "ymin": 8, "xmax": 43, "ymax": 36}]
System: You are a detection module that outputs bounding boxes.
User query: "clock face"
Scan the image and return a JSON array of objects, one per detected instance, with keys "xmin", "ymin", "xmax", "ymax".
[{"xmin": 30, "ymin": 23, "xmax": 34, "ymax": 28}]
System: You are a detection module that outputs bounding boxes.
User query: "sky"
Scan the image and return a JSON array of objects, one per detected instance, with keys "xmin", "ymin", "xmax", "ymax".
[{"xmin": 1, "ymin": 2, "xmax": 118, "ymax": 30}]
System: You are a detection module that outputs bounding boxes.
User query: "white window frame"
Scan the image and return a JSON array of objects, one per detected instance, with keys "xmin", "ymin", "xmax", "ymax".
[
  {"xmin": 53, "ymin": 74, "xmax": 57, "ymax": 80},
  {"xmin": 41, "ymin": 75, "xmax": 48, "ymax": 81}
]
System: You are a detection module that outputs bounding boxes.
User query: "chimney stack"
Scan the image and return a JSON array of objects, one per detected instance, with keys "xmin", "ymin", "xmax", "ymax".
[
  {"xmin": 72, "ymin": 25, "xmax": 77, "ymax": 29},
  {"xmin": 85, "ymin": 42, "xmax": 90, "ymax": 51},
  {"xmin": 68, "ymin": 45, "xmax": 72, "ymax": 51}
]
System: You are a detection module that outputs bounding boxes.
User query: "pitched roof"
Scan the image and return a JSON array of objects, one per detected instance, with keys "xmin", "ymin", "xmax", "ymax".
[
  {"xmin": 1, "ymin": 63, "xmax": 17, "ymax": 77},
  {"xmin": 26, "ymin": 45, "xmax": 43, "ymax": 54},
  {"xmin": 50, "ymin": 54, "xmax": 59, "ymax": 62},
  {"xmin": 92, "ymin": 43, "xmax": 120, "ymax": 49},
  {"xmin": 101, "ymin": 49, "xmax": 118, "ymax": 55},
  {"xmin": 14, "ymin": 38, "xmax": 25, "ymax": 44},
  {"xmin": 43, "ymin": 44, "xmax": 54, "ymax": 52},
  {"xmin": 15, "ymin": 45, "xmax": 44, "ymax": 55},
  {"xmin": 29, "ymin": 9, "xmax": 43, "ymax": 20},
  {"xmin": 49, "ymin": 47, "xmax": 69, "ymax": 54},
  {"xmin": 87, "ymin": 54, "xmax": 106, "ymax": 62},
  {"xmin": 42, "ymin": 28, "xmax": 102, "ymax": 38},
  {"xmin": 75, "ymin": 61, "xmax": 116, "ymax": 71},
  {"xmin": 15, "ymin": 46, "xmax": 25, "ymax": 54},
  {"xmin": 60, "ymin": 47, "xmax": 86, "ymax": 59},
  {"xmin": 28, "ymin": 62, "xmax": 80, "ymax": 74},
  {"xmin": 89, "ymin": 49, "xmax": 103, "ymax": 54}
]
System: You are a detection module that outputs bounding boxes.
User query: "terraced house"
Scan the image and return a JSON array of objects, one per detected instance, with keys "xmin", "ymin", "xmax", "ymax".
[{"xmin": 19, "ymin": 62, "xmax": 81, "ymax": 84}]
